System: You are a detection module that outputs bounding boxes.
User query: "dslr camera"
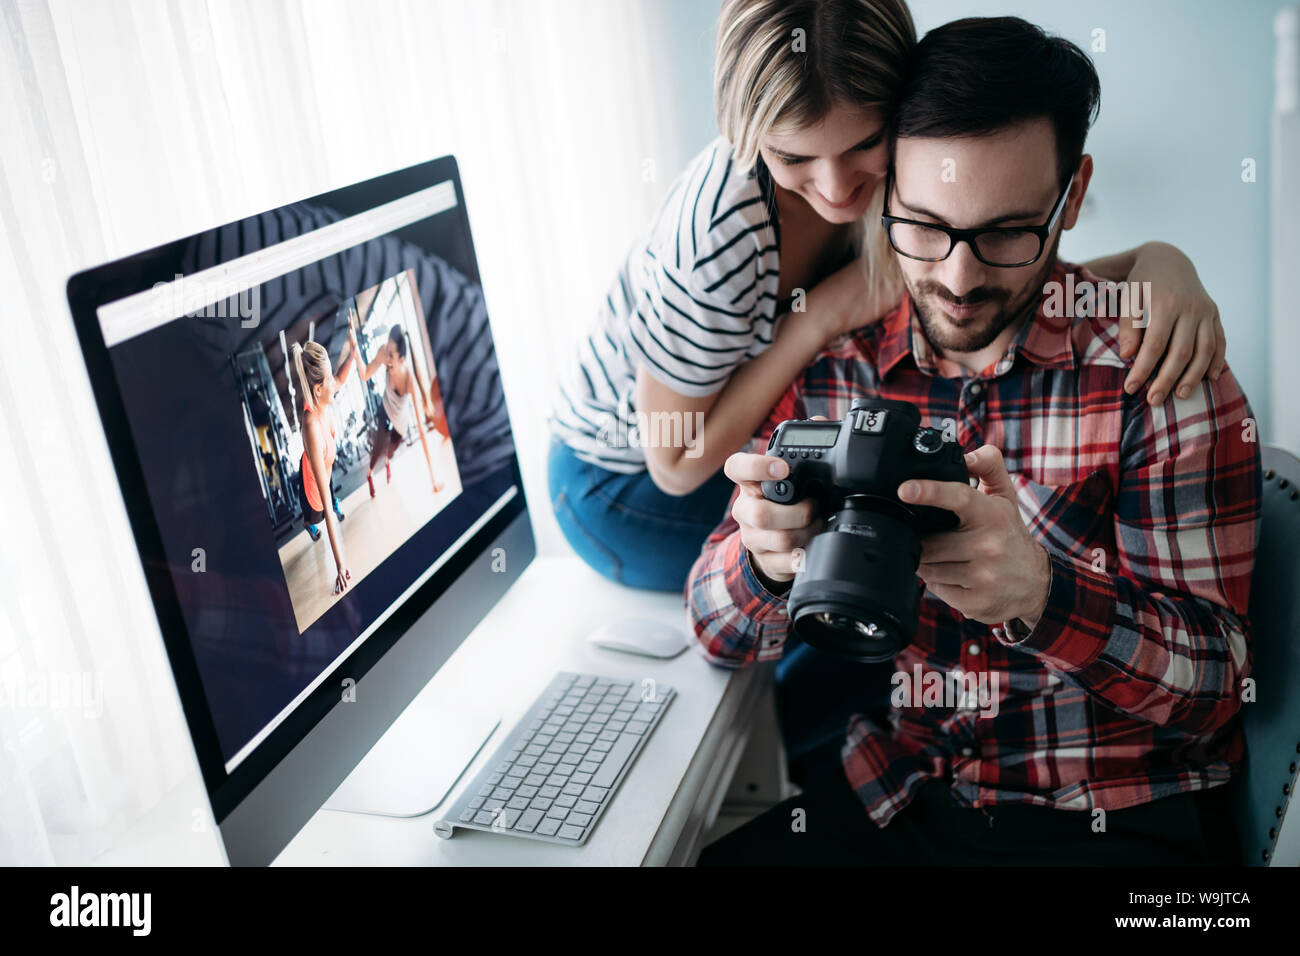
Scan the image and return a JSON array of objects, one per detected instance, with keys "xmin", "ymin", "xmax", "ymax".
[{"xmin": 760, "ymin": 398, "xmax": 968, "ymax": 661}]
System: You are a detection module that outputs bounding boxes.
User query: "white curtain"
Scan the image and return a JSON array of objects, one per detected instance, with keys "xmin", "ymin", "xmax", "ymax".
[{"xmin": 0, "ymin": 0, "xmax": 692, "ymax": 864}]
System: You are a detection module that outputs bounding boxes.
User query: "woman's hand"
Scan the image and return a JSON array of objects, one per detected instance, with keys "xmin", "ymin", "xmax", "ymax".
[
  {"xmin": 333, "ymin": 567, "xmax": 351, "ymax": 596},
  {"xmin": 1119, "ymin": 242, "xmax": 1227, "ymax": 403}
]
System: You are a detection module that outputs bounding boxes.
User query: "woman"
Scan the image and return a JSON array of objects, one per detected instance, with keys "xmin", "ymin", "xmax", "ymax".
[
  {"xmin": 350, "ymin": 324, "xmax": 443, "ymax": 497},
  {"xmin": 547, "ymin": 0, "xmax": 1227, "ymax": 593},
  {"xmin": 292, "ymin": 340, "xmax": 354, "ymax": 597}
]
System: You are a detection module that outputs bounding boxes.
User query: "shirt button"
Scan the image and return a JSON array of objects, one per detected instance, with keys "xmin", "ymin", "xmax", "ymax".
[
  {"xmin": 961, "ymin": 747, "xmax": 974, "ymax": 757},
  {"xmin": 968, "ymin": 383, "xmax": 983, "ymax": 397},
  {"xmin": 968, "ymin": 642, "xmax": 981, "ymax": 656}
]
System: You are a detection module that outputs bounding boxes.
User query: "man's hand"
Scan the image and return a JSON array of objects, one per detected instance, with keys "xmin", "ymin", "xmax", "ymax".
[
  {"xmin": 901, "ymin": 444, "xmax": 1051, "ymax": 630},
  {"xmin": 723, "ymin": 450, "xmax": 824, "ymax": 591}
]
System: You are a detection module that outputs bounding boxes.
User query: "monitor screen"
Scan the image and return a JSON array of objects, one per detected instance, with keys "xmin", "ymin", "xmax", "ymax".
[{"xmin": 68, "ymin": 158, "xmax": 525, "ymax": 814}]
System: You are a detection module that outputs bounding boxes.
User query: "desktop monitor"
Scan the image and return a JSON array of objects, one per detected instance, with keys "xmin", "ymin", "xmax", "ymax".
[{"xmin": 65, "ymin": 156, "xmax": 535, "ymax": 865}]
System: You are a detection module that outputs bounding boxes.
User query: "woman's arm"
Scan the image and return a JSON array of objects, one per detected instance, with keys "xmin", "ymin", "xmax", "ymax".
[
  {"xmin": 304, "ymin": 418, "xmax": 349, "ymax": 593},
  {"xmin": 1083, "ymin": 242, "xmax": 1227, "ymax": 403},
  {"xmin": 401, "ymin": 366, "xmax": 440, "ymax": 492},
  {"xmin": 639, "ymin": 258, "xmax": 881, "ymax": 496},
  {"xmin": 348, "ymin": 329, "xmax": 386, "ymax": 381},
  {"xmin": 334, "ymin": 342, "xmax": 357, "ymax": 386}
]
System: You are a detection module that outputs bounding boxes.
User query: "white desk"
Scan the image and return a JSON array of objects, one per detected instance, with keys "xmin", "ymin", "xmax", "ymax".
[{"xmin": 274, "ymin": 555, "xmax": 769, "ymax": 866}]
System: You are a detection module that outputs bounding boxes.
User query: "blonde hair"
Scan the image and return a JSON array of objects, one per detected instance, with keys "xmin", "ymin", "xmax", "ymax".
[
  {"xmin": 714, "ymin": 0, "xmax": 916, "ymax": 314},
  {"xmin": 291, "ymin": 340, "xmax": 330, "ymax": 413}
]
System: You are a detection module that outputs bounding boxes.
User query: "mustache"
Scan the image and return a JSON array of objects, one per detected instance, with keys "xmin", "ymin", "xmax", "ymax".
[{"xmin": 915, "ymin": 281, "xmax": 1010, "ymax": 307}]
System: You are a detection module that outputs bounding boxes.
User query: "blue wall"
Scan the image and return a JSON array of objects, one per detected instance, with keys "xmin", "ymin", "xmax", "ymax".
[{"xmin": 657, "ymin": 0, "xmax": 1288, "ymax": 433}]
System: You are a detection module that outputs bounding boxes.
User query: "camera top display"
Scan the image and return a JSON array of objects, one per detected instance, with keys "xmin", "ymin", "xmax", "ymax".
[{"xmin": 760, "ymin": 397, "xmax": 968, "ymax": 533}]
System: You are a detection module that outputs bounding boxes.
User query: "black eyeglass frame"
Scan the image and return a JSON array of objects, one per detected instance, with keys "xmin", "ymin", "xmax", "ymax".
[{"xmin": 880, "ymin": 168, "xmax": 1077, "ymax": 268}]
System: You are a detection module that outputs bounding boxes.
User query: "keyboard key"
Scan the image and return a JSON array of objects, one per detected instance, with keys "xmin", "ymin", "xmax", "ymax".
[
  {"xmin": 474, "ymin": 810, "xmax": 495, "ymax": 826},
  {"xmin": 552, "ymin": 764, "xmax": 574, "ymax": 777},
  {"xmin": 572, "ymin": 772, "xmax": 593, "ymax": 785},
  {"xmin": 577, "ymin": 732, "xmax": 597, "ymax": 744},
  {"xmin": 576, "ymin": 800, "xmax": 599, "ymax": 814},
  {"xmin": 459, "ymin": 809, "xmax": 476, "ymax": 822},
  {"xmin": 524, "ymin": 774, "xmax": 546, "ymax": 787},
  {"xmin": 545, "ymin": 804, "xmax": 568, "ymax": 819},
  {"xmin": 607, "ymin": 720, "xmax": 627, "ymax": 732},
  {"xmin": 478, "ymin": 785, "xmax": 494, "ymax": 798},
  {"xmin": 537, "ymin": 818, "xmax": 561, "ymax": 837},
  {"xmin": 582, "ymin": 786, "xmax": 610, "ymax": 803},
  {"xmin": 487, "ymin": 773, "xmax": 503, "ymax": 785},
  {"xmin": 530, "ymin": 797, "xmax": 553, "ymax": 811},
  {"xmin": 492, "ymin": 787, "xmax": 513, "ymax": 800},
  {"xmin": 556, "ymin": 732, "xmax": 575, "ymax": 745},
  {"xmin": 560, "ymin": 753, "xmax": 582, "ymax": 765},
  {"xmin": 539, "ymin": 785, "xmax": 561, "ymax": 799},
  {"xmin": 497, "ymin": 808, "xmax": 521, "ymax": 828},
  {"xmin": 567, "ymin": 812, "xmax": 592, "ymax": 828},
  {"xmin": 516, "ymin": 808, "xmax": 545, "ymax": 833},
  {"xmin": 516, "ymin": 755, "xmax": 537, "ymax": 768},
  {"xmin": 562, "ymin": 781, "xmax": 585, "ymax": 796},
  {"xmin": 468, "ymin": 796, "xmax": 484, "ymax": 809},
  {"xmin": 484, "ymin": 799, "xmax": 505, "ymax": 812},
  {"xmin": 518, "ymin": 785, "xmax": 539, "ymax": 799},
  {"xmin": 525, "ymin": 744, "xmax": 545, "ymax": 757},
  {"xmin": 507, "ymin": 796, "xmax": 531, "ymax": 811},
  {"xmin": 591, "ymin": 734, "xmax": 638, "ymax": 788},
  {"xmin": 625, "ymin": 720, "xmax": 649, "ymax": 735},
  {"xmin": 592, "ymin": 740, "xmax": 613, "ymax": 753},
  {"xmin": 578, "ymin": 761, "xmax": 600, "ymax": 775},
  {"xmin": 504, "ymin": 774, "xmax": 525, "ymax": 789},
  {"xmin": 558, "ymin": 824, "xmax": 585, "ymax": 841}
]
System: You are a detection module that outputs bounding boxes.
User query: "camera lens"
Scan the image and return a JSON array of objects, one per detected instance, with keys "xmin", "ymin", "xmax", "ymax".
[{"xmin": 787, "ymin": 497, "xmax": 922, "ymax": 662}]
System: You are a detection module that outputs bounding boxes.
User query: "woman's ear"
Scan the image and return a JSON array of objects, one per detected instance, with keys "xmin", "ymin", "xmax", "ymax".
[{"xmin": 1061, "ymin": 154, "xmax": 1094, "ymax": 231}]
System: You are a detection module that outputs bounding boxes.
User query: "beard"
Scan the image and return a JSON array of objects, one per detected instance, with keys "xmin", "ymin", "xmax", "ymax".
[{"xmin": 905, "ymin": 234, "xmax": 1061, "ymax": 354}]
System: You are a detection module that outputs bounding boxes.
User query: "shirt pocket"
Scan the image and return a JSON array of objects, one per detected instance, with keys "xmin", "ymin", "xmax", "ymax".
[{"xmin": 1009, "ymin": 468, "xmax": 1115, "ymax": 569}]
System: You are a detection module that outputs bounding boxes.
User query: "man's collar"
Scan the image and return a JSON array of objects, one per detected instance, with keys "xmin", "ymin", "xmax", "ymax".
[{"xmin": 875, "ymin": 261, "xmax": 1079, "ymax": 380}]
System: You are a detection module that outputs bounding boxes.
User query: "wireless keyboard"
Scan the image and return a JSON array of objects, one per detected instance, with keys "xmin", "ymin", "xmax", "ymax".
[{"xmin": 434, "ymin": 671, "xmax": 675, "ymax": 846}]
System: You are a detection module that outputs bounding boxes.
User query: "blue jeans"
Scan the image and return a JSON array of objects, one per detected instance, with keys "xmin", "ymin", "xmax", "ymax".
[{"xmin": 547, "ymin": 438, "xmax": 735, "ymax": 592}]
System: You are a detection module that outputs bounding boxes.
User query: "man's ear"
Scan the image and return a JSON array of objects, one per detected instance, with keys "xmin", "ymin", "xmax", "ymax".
[{"xmin": 1061, "ymin": 154, "xmax": 1094, "ymax": 230}]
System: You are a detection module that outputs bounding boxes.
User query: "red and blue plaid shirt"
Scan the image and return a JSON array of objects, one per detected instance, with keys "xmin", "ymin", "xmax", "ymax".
[{"xmin": 686, "ymin": 261, "xmax": 1261, "ymax": 827}]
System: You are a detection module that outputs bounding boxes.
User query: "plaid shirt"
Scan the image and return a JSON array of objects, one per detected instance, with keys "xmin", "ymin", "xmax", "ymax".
[{"xmin": 686, "ymin": 261, "xmax": 1261, "ymax": 827}]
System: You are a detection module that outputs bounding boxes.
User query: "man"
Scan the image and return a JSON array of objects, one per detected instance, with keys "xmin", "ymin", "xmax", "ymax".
[{"xmin": 689, "ymin": 17, "xmax": 1261, "ymax": 866}]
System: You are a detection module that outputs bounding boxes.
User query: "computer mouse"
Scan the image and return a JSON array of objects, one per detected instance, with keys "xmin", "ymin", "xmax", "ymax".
[{"xmin": 585, "ymin": 618, "xmax": 689, "ymax": 659}]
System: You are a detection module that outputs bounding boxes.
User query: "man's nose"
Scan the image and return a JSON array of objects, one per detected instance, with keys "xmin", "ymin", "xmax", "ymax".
[{"xmin": 933, "ymin": 239, "xmax": 987, "ymax": 299}]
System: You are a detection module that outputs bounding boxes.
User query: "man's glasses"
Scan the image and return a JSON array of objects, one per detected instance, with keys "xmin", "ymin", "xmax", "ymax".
[{"xmin": 881, "ymin": 168, "xmax": 1076, "ymax": 268}]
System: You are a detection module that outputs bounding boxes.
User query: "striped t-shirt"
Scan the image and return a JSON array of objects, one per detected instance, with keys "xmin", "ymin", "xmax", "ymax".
[{"xmin": 549, "ymin": 137, "xmax": 785, "ymax": 473}]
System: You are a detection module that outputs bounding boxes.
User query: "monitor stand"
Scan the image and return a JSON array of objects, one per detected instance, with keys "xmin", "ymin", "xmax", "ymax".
[{"xmin": 321, "ymin": 678, "xmax": 500, "ymax": 818}]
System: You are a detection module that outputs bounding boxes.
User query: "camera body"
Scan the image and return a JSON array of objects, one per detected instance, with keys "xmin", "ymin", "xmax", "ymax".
[{"xmin": 760, "ymin": 398, "xmax": 968, "ymax": 661}]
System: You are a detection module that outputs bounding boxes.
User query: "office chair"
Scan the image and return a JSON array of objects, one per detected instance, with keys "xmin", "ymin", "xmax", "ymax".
[{"xmin": 1233, "ymin": 444, "xmax": 1300, "ymax": 865}]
